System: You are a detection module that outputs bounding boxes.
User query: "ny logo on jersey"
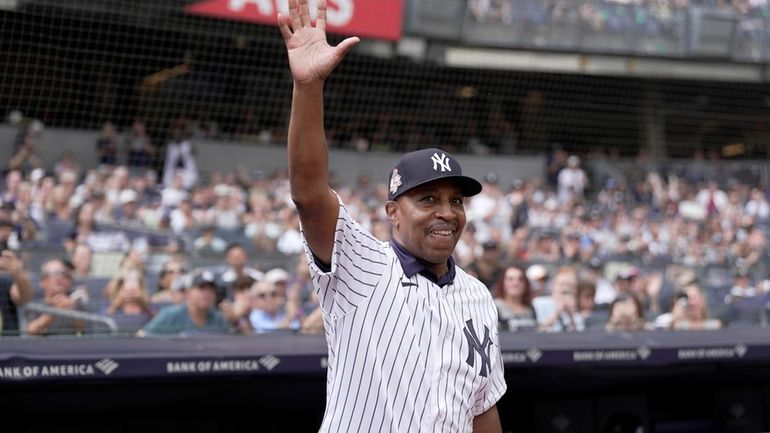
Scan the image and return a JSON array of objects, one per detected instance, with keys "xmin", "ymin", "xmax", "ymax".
[
  {"xmin": 431, "ymin": 152, "xmax": 452, "ymax": 172},
  {"xmin": 463, "ymin": 319, "xmax": 492, "ymax": 377}
]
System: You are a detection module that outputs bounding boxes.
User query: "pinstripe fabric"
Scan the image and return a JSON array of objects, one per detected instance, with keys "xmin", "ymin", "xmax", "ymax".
[{"xmin": 303, "ymin": 198, "xmax": 507, "ymax": 433}]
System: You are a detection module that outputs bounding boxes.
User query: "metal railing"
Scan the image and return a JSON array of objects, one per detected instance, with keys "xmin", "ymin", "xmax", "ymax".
[{"xmin": 18, "ymin": 302, "xmax": 118, "ymax": 336}]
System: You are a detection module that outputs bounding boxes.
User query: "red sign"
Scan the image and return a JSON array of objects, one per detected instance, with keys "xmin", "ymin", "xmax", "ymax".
[{"xmin": 185, "ymin": 0, "xmax": 403, "ymax": 41}]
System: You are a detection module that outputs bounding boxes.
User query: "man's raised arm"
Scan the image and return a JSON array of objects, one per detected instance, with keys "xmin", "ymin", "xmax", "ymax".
[{"xmin": 279, "ymin": 0, "xmax": 359, "ymax": 265}]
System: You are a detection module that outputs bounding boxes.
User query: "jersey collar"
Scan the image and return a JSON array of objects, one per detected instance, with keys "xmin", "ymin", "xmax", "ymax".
[{"xmin": 390, "ymin": 239, "xmax": 456, "ymax": 287}]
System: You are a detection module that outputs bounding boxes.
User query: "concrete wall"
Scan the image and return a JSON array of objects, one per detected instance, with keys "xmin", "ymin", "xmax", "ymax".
[{"xmin": 0, "ymin": 125, "xmax": 547, "ymax": 186}]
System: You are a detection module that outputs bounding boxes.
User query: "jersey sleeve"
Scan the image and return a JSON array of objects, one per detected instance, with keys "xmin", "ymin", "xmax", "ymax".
[{"xmin": 301, "ymin": 194, "xmax": 389, "ymax": 319}]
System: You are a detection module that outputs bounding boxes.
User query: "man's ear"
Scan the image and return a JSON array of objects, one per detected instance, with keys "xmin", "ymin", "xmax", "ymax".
[{"xmin": 385, "ymin": 201, "xmax": 399, "ymax": 228}]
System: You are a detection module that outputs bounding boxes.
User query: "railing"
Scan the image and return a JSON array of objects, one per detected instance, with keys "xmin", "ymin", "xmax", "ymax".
[{"xmin": 18, "ymin": 302, "xmax": 119, "ymax": 336}]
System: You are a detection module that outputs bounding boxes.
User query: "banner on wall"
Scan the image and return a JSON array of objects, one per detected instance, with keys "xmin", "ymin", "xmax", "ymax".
[{"xmin": 185, "ymin": 0, "xmax": 404, "ymax": 41}]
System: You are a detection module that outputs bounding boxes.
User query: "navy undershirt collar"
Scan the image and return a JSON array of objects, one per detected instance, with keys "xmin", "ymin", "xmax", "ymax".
[{"xmin": 390, "ymin": 239, "xmax": 456, "ymax": 287}]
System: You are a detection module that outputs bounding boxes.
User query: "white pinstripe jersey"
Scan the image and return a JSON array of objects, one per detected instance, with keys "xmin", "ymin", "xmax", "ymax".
[{"xmin": 303, "ymin": 198, "xmax": 507, "ymax": 433}]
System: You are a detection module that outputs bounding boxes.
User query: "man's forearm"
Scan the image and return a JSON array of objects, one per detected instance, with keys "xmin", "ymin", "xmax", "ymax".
[
  {"xmin": 288, "ymin": 82, "xmax": 329, "ymax": 206},
  {"xmin": 11, "ymin": 270, "xmax": 34, "ymax": 305},
  {"xmin": 473, "ymin": 405, "xmax": 502, "ymax": 433}
]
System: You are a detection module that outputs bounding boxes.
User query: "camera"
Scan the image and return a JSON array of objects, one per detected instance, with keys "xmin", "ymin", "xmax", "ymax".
[{"xmin": 675, "ymin": 293, "xmax": 689, "ymax": 309}]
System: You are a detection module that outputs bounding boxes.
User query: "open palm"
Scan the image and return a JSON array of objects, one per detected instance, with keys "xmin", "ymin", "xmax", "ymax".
[{"xmin": 279, "ymin": 0, "xmax": 359, "ymax": 84}]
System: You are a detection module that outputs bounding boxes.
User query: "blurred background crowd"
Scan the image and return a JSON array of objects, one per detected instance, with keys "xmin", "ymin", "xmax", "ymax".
[{"xmin": 2, "ymin": 117, "xmax": 769, "ymax": 338}]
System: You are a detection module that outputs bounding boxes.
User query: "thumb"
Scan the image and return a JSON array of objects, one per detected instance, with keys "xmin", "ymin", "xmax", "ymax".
[{"xmin": 335, "ymin": 36, "xmax": 360, "ymax": 58}]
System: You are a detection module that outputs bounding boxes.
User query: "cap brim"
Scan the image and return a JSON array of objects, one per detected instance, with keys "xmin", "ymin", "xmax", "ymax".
[{"xmin": 392, "ymin": 175, "xmax": 482, "ymax": 200}]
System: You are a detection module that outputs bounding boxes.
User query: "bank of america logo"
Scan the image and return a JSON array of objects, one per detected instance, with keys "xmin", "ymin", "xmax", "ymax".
[
  {"xmin": 95, "ymin": 358, "xmax": 119, "ymax": 375},
  {"xmin": 259, "ymin": 355, "xmax": 280, "ymax": 371},
  {"xmin": 637, "ymin": 346, "xmax": 651, "ymax": 360},
  {"xmin": 526, "ymin": 347, "xmax": 542, "ymax": 363},
  {"xmin": 552, "ymin": 414, "xmax": 571, "ymax": 432}
]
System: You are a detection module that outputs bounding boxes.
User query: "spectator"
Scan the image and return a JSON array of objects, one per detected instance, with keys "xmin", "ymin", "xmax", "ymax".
[
  {"xmin": 113, "ymin": 189, "xmax": 141, "ymax": 225},
  {"xmin": 53, "ymin": 152, "xmax": 81, "ymax": 181},
  {"xmin": 466, "ymin": 240, "xmax": 504, "ymax": 290},
  {"xmin": 283, "ymin": 254, "xmax": 314, "ymax": 323},
  {"xmin": 695, "ymin": 180, "xmax": 728, "ymax": 216},
  {"xmin": 69, "ymin": 242, "xmax": 94, "ymax": 280},
  {"xmin": 535, "ymin": 266, "xmax": 584, "ymax": 332},
  {"xmin": 162, "ymin": 125, "xmax": 198, "ymax": 189},
  {"xmin": 193, "ymin": 225, "xmax": 228, "ymax": 255},
  {"xmin": 605, "ymin": 293, "xmax": 649, "ymax": 332},
  {"xmin": 557, "ymin": 155, "xmax": 588, "ymax": 204},
  {"xmin": 217, "ymin": 243, "xmax": 263, "ymax": 301},
  {"xmin": 138, "ymin": 269, "xmax": 231, "ymax": 336},
  {"xmin": 248, "ymin": 280, "xmax": 299, "ymax": 333},
  {"xmin": 102, "ymin": 268, "xmax": 155, "ymax": 335},
  {"xmin": 526, "ymin": 264, "xmax": 550, "ymax": 297},
  {"xmin": 654, "ymin": 283, "xmax": 722, "ymax": 330},
  {"xmin": 724, "ymin": 268, "xmax": 770, "ymax": 327},
  {"xmin": 493, "ymin": 265, "xmax": 537, "ymax": 332},
  {"xmin": 576, "ymin": 278, "xmax": 607, "ymax": 330},
  {"xmin": 0, "ymin": 250, "xmax": 34, "ymax": 336},
  {"xmin": 8, "ymin": 128, "xmax": 42, "ymax": 175},
  {"xmin": 275, "ymin": 209, "xmax": 304, "ymax": 255},
  {"xmin": 95, "ymin": 121, "xmax": 119, "ymax": 166},
  {"xmin": 25, "ymin": 258, "xmax": 89, "ymax": 336},
  {"xmin": 160, "ymin": 174, "xmax": 189, "ymax": 209},
  {"xmin": 169, "ymin": 198, "xmax": 196, "ymax": 234},
  {"xmin": 0, "ymin": 218, "xmax": 19, "ymax": 252},
  {"xmin": 150, "ymin": 256, "xmax": 187, "ymax": 305},
  {"xmin": 218, "ymin": 275, "xmax": 255, "ymax": 335},
  {"xmin": 67, "ymin": 202, "xmax": 131, "ymax": 253},
  {"xmin": 124, "ymin": 119, "xmax": 156, "ymax": 168}
]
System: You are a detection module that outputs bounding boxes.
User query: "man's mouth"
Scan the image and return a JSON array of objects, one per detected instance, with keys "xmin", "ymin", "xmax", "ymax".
[{"xmin": 429, "ymin": 226, "xmax": 456, "ymax": 237}]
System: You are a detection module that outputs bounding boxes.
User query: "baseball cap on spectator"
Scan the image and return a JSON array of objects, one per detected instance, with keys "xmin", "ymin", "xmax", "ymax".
[
  {"xmin": 387, "ymin": 148, "xmax": 482, "ymax": 201},
  {"xmin": 213, "ymin": 184, "xmax": 230, "ymax": 197},
  {"xmin": 511, "ymin": 179, "xmax": 524, "ymax": 190},
  {"xmin": 617, "ymin": 266, "xmax": 640, "ymax": 280},
  {"xmin": 526, "ymin": 264, "xmax": 548, "ymax": 282},
  {"xmin": 484, "ymin": 171, "xmax": 499, "ymax": 185},
  {"xmin": 30, "ymin": 168, "xmax": 45, "ymax": 183},
  {"xmin": 119, "ymin": 189, "xmax": 137, "ymax": 205},
  {"xmin": 264, "ymin": 268, "xmax": 291, "ymax": 285},
  {"xmin": 191, "ymin": 269, "xmax": 218, "ymax": 290}
]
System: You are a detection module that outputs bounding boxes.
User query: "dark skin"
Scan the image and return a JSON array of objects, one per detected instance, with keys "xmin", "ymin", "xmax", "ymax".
[
  {"xmin": 280, "ymin": 0, "xmax": 501, "ymax": 430},
  {"xmin": 385, "ymin": 179, "xmax": 466, "ymax": 278}
]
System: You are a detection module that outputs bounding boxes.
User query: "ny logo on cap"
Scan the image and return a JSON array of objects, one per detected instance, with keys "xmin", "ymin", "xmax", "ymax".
[{"xmin": 431, "ymin": 152, "xmax": 452, "ymax": 173}]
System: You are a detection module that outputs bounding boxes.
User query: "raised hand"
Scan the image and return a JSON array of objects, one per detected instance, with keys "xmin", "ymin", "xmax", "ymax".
[{"xmin": 278, "ymin": 0, "xmax": 359, "ymax": 84}]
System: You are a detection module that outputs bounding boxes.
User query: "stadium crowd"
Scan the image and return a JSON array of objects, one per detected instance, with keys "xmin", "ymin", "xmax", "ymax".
[
  {"xmin": 470, "ymin": 0, "xmax": 770, "ymax": 42},
  {"xmin": 1, "ymin": 119, "xmax": 769, "ymax": 337}
]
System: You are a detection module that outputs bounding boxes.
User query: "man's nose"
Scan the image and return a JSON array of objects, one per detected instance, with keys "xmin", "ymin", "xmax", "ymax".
[{"xmin": 433, "ymin": 200, "xmax": 456, "ymax": 219}]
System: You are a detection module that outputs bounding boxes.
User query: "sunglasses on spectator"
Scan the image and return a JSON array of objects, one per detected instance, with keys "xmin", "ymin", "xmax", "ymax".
[
  {"xmin": 164, "ymin": 268, "xmax": 187, "ymax": 275},
  {"xmin": 255, "ymin": 291, "xmax": 278, "ymax": 299}
]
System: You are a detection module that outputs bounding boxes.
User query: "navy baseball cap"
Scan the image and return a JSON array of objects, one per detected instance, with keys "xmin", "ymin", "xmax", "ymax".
[{"xmin": 387, "ymin": 148, "xmax": 482, "ymax": 201}]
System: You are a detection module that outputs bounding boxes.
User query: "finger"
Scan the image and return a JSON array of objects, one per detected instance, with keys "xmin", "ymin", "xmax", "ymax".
[
  {"xmin": 317, "ymin": 0, "xmax": 327, "ymax": 30},
  {"xmin": 289, "ymin": 0, "xmax": 302, "ymax": 31},
  {"xmin": 299, "ymin": 0, "xmax": 312, "ymax": 27},
  {"xmin": 335, "ymin": 36, "xmax": 360, "ymax": 57},
  {"xmin": 278, "ymin": 13, "xmax": 293, "ymax": 40}
]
